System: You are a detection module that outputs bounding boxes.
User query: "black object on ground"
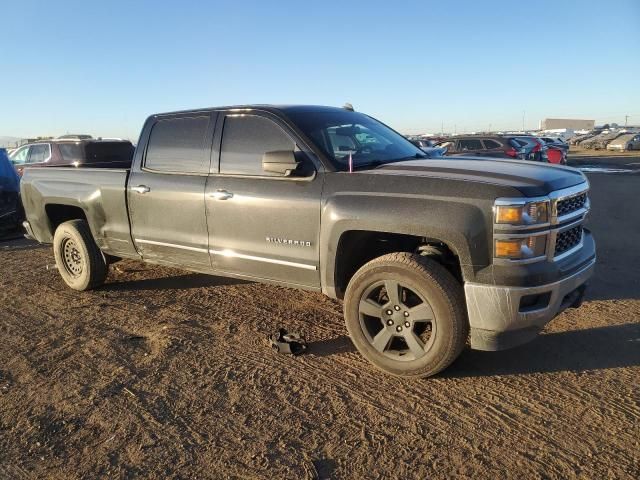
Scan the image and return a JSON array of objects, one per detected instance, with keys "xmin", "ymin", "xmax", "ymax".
[{"xmin": 268, "ymin": 328, "xmax": 307, "ymax": 355}]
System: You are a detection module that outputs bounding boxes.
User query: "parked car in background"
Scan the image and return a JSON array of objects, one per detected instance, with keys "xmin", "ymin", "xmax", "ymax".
[
  {"xmin": 0, "ymin": 148, "xmax": 23, "ymax": 233},
  {"xmin": 440, "ymin": 135, "xmax": 549, "ymax": 162},
  {"xmin": 606, "ymin": 133, "xmax": 640, "ymax": 151},
  {"xmin": 546, "ymin": 147, "xmax": 566, "ymax": 165},
  {"xmin": 9, "ymin": 139, "xmax": 134, "ymax": 176},
  {"xmin": 56, "ymin": 134, "xmax": 93, "ymax": 140},
  {"xmin": 511, "ymin": 136, "xmax": 549, "ymax": 162},
  {"xmin": 436, "ymin": 135, "xmax": 529, "ymax": 160},
  {"xmin": 570, "ymin": 132, "xmax": 598, "ymax": 146},
  {"xmin": 539, "ymin": 136, "xmax": 569, "ymax": 153},
  {"xmin": 579, "ymin": 131, "xmax": 624, "ymax": 150},
  {"xmin": 410, "ymin": 138, "xmax": 434, "ymax": 149},
  {"xmin": 408, "ymin": 138, "xmax": 447, "ymax": 157}
]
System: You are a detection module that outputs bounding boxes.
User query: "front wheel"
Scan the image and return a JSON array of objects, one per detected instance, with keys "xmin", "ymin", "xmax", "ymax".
[
  {"xmin": 53, "ymin": 220, "xmax": 107, "ymax": 291},
  {"xmin": 344, "ymin": 253, "xmax": 468, "ymax": 378}
]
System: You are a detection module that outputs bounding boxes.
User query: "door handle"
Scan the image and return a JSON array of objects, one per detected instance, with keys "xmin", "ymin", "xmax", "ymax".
[
  {"xmin": 209, "ymin": 190, "xmax": 233, "ymax": 200},
  {"xmin": 131, "ymin": 185, "xmax": 150, "ymax": 194}
]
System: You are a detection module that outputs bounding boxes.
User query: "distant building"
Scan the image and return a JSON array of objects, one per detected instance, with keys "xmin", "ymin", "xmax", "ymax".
[{"xmin": 540, "ymin": 118, "xmax": 595, "ymax": 130}]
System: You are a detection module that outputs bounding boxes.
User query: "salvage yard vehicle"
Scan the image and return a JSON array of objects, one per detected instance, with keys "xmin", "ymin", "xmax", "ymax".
[
  {"xmin": 436, "ymin": 135, "xmax": 550, "ymax": 162},
  {"xmin": 436, "ymin": 135, "xmax": 528, "ymax": 159},
  {"xmin": 511, "ymin": 136, "xmax": 549, "ymax": 162},
  {"xmin": 579, "ymin": 131, "xmax": 624, "ymax": 150},
  {"xmin": 408, "ymin": 138, "xmax": 447, "ymax": 157},
  {"xmin": 0, "ymin": 148, "xmax": 22, "ymax": 233},
  {"xmin": 20, "ymin": 105, "xmax": 596, "ymax": 378},
  {"xmin": 606, "ymin": 133, "xmax": 640, "ymax": 151},
  {"xmin": 9, "ymin": 138, "xmax": 134, "ymax": 176},
  {"xmin": 539, "ymin": 136, "xmax": 569, "ymax": 153}
]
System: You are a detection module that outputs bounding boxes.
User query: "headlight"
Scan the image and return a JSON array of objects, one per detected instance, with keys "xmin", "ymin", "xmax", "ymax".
[
  {"xmin": 495, "ymin": 235, "xmax": 547, "ymax": 260},
  {"xmin": 495, "ymin": 200, "xmax": 549, "ymax": 225}
]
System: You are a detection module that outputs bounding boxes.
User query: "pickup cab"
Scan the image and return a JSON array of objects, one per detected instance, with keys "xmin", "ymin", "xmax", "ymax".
[{"xmin": 20, "ymin": 105, "xmax": 596, "ymax": 377}]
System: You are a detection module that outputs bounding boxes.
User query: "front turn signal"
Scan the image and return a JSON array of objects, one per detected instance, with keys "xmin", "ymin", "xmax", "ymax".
[{"xmin": 495, "ymin": 235, "xmax": 547, "ymax": 260}]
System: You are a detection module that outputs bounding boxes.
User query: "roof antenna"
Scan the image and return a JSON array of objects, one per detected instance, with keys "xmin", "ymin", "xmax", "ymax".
[{"xmin": 343, "ymin": 102, "xmax": 354, "ymax": 112}]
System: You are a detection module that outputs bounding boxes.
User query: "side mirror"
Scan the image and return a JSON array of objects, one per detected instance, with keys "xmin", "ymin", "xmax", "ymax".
[{"xmin": 262, "ymin": 150, "xmax": 300, "ymax": 176}]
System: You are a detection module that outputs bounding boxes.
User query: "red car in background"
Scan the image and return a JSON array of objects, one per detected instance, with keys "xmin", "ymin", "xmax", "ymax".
[{"xmin": 546, "ymin": 146, "xmax": 567, "ymax": 165}]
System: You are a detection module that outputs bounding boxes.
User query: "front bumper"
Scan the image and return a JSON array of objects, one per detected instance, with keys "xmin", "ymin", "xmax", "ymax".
[{"xmin": 464, "ymin": 255, "xmax": 595, "ymax": 351}]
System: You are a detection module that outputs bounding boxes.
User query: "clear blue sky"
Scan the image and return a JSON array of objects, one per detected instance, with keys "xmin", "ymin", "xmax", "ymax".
[{"xmin": 1, "ymin": 0, "xmax": 639, "ymax": 140}]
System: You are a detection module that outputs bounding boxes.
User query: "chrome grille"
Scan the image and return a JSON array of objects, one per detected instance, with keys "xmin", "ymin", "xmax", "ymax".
[
  {"xmin": 555, "ymin": 225, "xmax": 583, "ymax": 256},
  {"xmin": 557, "ymin": 192, "xmax": 587, "ymax": 218}
]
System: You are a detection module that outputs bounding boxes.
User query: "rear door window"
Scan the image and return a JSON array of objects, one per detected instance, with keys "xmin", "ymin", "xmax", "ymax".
[
  {"xmin": 220, "ymin": 115, "xmax": 295, "ymax": 176},
  {"xmin": 145, "ymin": 116, "xmax": 212, "ymax": 174},
  {"xmin": 27, "ymin": 144, "xmax": 51, "ymax": 163},
  {"xmin": 459, "ymin": 139, "xmax": 483, "ymax": 151}
]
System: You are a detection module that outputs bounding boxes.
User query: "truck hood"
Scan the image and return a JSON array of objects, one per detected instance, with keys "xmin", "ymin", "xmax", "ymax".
[{"xmin": 369, "ymin": 157, "xmax": 586, "ymax": 196}]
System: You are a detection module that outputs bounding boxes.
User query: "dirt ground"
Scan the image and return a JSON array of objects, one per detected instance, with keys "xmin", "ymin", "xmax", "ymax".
[{"xmin": 1, "ymin": 169, "xmax": 639, "ymax": 479}]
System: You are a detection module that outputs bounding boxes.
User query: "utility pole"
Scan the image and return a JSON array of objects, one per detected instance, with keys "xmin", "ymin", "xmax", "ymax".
[
  {"xmin": 441, "ymin": 121, "xmax": 444, "ymax": 136},
  {"xmin": 625, "ymin": 115, "xmax": 629, "ymax": 126}
]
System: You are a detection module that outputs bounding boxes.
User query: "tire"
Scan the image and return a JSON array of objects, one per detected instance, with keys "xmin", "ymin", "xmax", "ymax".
[
  {"xmin": 53, "ymin": 220, "xmax": 107, "ymax": 291},
  {"xmin": 344, "ymin": 252, "xmax": 468, "ymax": 378}
]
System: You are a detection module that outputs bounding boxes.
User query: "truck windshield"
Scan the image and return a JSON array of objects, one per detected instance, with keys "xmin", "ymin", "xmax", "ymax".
[{"xmin": 286, "ymin": 110, "xmax": 427, "ymax": 170}]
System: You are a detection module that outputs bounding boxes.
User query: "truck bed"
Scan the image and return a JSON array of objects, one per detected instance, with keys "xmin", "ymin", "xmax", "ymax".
[{"xmin": 20, "ymin": 167, "xmax": 138, "ymax": 258}]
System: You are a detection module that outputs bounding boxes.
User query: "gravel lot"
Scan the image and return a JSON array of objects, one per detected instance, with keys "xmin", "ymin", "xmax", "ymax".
[{"xmin": 0, "ymin": 160, "xmax": 639, "ymax": 479}]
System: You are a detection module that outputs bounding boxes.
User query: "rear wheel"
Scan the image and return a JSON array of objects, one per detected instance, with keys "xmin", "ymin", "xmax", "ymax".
[
  {"xmin": 53, "ymin": 220, "xmax": 107, "ymax": 291},
  {"xmin": 344, "ymin": 253, "xmax": 468, "ymax": 378}
]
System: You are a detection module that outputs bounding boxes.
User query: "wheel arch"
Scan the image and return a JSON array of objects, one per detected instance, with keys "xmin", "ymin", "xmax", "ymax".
[
  {"xmin": 320, "ymin": 194, "xmax": 490, "ymax": 299},
  {"xmin": 330, "ymin": 229, "xmax": 466, "ymax": 300},
  {"xmin": 45, "ymin": 203, "xmax": 89, "ymax": 231}
]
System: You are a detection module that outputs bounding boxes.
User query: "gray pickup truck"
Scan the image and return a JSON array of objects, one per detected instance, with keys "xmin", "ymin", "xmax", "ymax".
[{"xmin": 20, "ymin": 105, "xmax": 596, "ymax": 377}]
